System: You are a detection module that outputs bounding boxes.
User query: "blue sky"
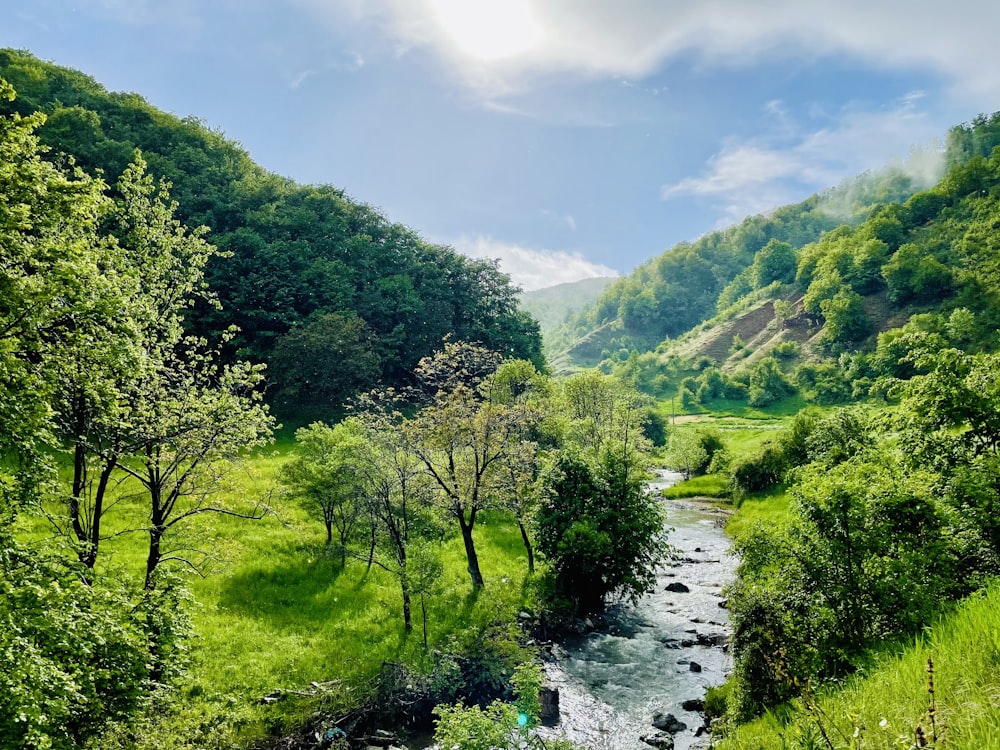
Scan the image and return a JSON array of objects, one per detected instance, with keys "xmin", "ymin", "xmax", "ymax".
[{"xmin": 4, "ymin": 1, "xmax": 997, "ymax": 289}]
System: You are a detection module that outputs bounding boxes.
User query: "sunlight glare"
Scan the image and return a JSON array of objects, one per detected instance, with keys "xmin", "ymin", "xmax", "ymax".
[{"xmin": 431, "ymin": 0, "xmax": 543, "ymax": 62}]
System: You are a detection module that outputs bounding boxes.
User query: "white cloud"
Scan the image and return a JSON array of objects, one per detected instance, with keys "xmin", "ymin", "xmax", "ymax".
[
  {"xmin": 317, "ymin": 1, "xmax": 1000, "ymax": 104},
  {"xmin": 661, "ymin": 94, "xmax": 946, "ymax": 224},
  {"xmin": 454, "ymin": 235, "xmax": 619, "ymax": 291}
]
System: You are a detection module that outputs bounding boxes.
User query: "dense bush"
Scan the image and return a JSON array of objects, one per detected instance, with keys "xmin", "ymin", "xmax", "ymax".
[{"xmin": 536, "ymin": 451, "xmax": 666, "ymax": 616}]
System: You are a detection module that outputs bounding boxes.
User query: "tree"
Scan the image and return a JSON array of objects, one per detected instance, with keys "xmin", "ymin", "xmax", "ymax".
[
  {"xmin": 749, "ymin": 239, "xmax": 796, "ymax": 288},
  {"xmin": 401, "ymin": 342, "xmax": 541, "ymax": 589},
  {"xmin": 269, "ymin": 311, "xmax": 381, "ymax": 408},
  {"xmin": 665, "ymin": 430, "xmax": 708, "ymax": 480},
  {"xmin": 352, "ymin": 416, "xmax": 435, "ymax": 632},
  {"xmin": 536, "ymin": 451, "xmax": 666, "ymax": 615},
  {"xmin": 0, "ymin": 77, "xmax": 111, "ymax": 516},
  {"xmin": 281, "ymin": 420, "xmax": 366, "ymax": 565},
  {"xmin": 0, "ymin": 541, "xmax": 158, "ymax": 750},
  {"xmin": 557, "ymin": 370, "xmax": 652, "ymax": 464},
  {"xmin": 748, "ymin": 357, "xmax": 795, "ymax": 407},
  {"xmin": 95, "ymin": 157, "xmax": 275, "ymax": 591},
  {"xmin": 407, "ymin": 539, "xmax": 444, "ymax": 646}
]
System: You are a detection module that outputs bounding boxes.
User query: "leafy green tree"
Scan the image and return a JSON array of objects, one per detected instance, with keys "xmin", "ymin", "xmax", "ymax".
[
  {"xmin": 749, "ymin": 239, "xmax": 796, "ymax": 288},
  {"xmin": 349, "ymin": 416, "xmax": 435, "ymax": 632},
  {"xmin": 0, "ymin": 541, "xmax": 157, "ymax": 750},
  {"xmin": 281, "ymin": 420, "xmax": 366, "ymax": 564},
  {"xmin": 665, "ymin": 429, "xmax": 708, "ymax": 479},
  {"xmin": 401, "ymin": 342, "xmax": 540, "ymax": 589},
  {"xmin": 557, "ymin": 370, "xmax": 652, "ymax": 462},
  {"xmin": 537, "ymin": 451, "xmax": 666, "ymax": 615},
  {"xmin": 0, "ymin": 77, "xmax": 111, "ymax": 515},
  {"xmin": 747, "ymin": 357, "xmax": 795, "ymax": 407},
  {"xmin": 269, "ymin": 311, "xmax": 381, "ymax": 408},
  {"xmin": 94, "ymin": 157, "xmax": 275, "ymax": 591},
  {"xmin": 407, "ymin": 539, "xmax": 444, "ymax": 646}
]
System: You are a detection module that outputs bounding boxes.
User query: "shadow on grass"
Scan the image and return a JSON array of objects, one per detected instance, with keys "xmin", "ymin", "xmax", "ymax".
[{"xmin": 216, "ymin": 553, "xmax": 368, "ymax": 627}]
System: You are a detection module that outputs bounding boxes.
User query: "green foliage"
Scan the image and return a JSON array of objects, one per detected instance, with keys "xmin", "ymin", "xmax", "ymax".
[
  {"xmin": 666, "ymin": 428, "xmax": 726, "ymax": 479},
  {"xmin": 280, "ymin": 420, "xmax": 365, "ymax": 560},
  {"xmin": 536, "ymin": 451, "xmax": 666, "ymax": 616},
  {"xmin": 0, "ymin": 49, "xmax": 543, "ymax": 412},
  {"xmin": 747, "ymin": 357, "xmax": 796, "ymax": 407},
  {"xmin": 819, "ymin": 288, "xmax": 871, "ymax": 345},
  {"xmin": 0, "ymin": 538, "xmax": 182, "ymax": 749},
  {"xmin": 433, "ymin": 699, "xmax": 520, "ymax": 750},
  {"xmin": 749, "ymin": 239, "xmax": 797, "ymax": 288},
  {"xmin": 719, "ymin": 584, "xmax": 1000, "ymax": 750},
  {"xmin": 728, "ymin": 456, "xmax": 976, "ymax": 720},
  {"xmin": 269, "ymin": 312, "xmax": 380, "ymax": 410}
]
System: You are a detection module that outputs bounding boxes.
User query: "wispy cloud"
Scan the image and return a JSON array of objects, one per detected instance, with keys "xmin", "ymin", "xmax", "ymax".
[
  {"xmin": 454, "ymin": 235, "xmax": 619, "ymax": 291},
  {"xmin": 660, "ymin": 94, "xmax": 945, "ymax": 224},
  {"xmin": 290, "ymin": 51, "xmax": 365, "ymax": 89},
  {"xmin": 330, "ymin": 1, "xmax": 1000, "ymax": 104}
]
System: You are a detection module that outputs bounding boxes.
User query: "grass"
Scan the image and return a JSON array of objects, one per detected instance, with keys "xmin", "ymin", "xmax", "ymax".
[
  {"xmin": 716, "ymin": 583, "xmax": 1000, "ymax": 750},
  {"xmin": 18, "ymin": 442, "xmax": 537, "ymax": 748},
  {"xmin": 662, "ymin": 473, "xmax": 730, "ymax": 499},
  {"xmin": 724, "ymin": 484, "xmax": 793, "ymax": 540}
]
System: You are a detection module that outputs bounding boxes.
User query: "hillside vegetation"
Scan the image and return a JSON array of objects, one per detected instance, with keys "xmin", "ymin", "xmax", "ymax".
[
  {"xmin": 557, "ymin": 115, "xmax": 1000, "ymax": 386},
  {"xmin": 0, "ymin": 48, "xmax": 542, "ymax": 415}
]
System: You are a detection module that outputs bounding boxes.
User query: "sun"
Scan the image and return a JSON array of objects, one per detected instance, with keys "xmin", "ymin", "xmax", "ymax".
[{"xmin": 430, "ymin": 0, "xmax": 543, "ymax": 62}]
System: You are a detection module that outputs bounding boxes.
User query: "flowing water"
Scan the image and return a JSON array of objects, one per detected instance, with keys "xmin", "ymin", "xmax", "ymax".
[{"xmin": 537, "ymin": 470, "xmax": 737, "ymax": 750}]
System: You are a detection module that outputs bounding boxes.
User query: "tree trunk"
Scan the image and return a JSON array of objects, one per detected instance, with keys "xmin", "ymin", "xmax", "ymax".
[
  {"xmin": 82, "ymin": 460, "xmax": 115, "ymax": 569},
  {"xmin": 145, "ymin": 525, "xmax": 164, "ymax": 591},
  {"xmin": 324, "ymin": 520, "xmax": 333, "ymax": 545},
  {"xmin": 421, "ymin": 594, "xmax": 429, "ymax": 647},
  {"xmin": 518, "ymin": 518, "xmax": 534, "ymax": 574},
  {"xmin": 401, "ymin": 581, "xmax": 412, "ymax": 633},
  {"xmin": 457, "ymin": 511, "xmax": 484, "ymax": 588}
]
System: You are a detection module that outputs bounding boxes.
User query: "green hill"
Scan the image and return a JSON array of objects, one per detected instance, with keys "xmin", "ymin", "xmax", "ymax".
[
  {"xmin": 0, "ymin": 48, "xmax": 543, "ymax": 414},
  {"xmin": 555, "ymin": 117, "xmax": 1000, "ymax": 377},
  {"xmin": 519, "ymin": 276, "xmax": 615, "ymax": 351}
]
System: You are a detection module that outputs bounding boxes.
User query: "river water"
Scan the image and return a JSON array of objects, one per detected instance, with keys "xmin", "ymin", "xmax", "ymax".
[{"xmin": 537, "ymin": 470, "xmax": 736, "ymax": 750}]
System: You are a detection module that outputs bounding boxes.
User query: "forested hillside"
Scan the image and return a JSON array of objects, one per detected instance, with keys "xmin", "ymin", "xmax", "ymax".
[
  {"xmin": 0, "ymin": 49, "xmax": 542, "ymax": 412},
  {"xmin": 556, "ymin": 117, "xmax": 1000, "ymax": 372}
]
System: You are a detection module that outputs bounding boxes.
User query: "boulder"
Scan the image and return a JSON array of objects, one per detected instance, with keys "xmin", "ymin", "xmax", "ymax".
[
  {"xmin": 640, "ymin": 732, "xmax": 675, "ymax": 749},
  {"xmin": 652, "ymin": 712, "xmax": 688, "ymax": 734},
  {"xmin": 681, "ymin": 698, "xmax": 705, "ymax": 712},
  {"xmin": 689, "ymin": 661, "xmax": 703, "ymax": 673},
  {"xmin": 665, "ymin": 582, "xmax": 690, "ymax": 593}
]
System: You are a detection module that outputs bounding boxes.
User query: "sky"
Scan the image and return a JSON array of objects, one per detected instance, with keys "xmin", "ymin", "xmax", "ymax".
[{"xmin": 4, "ymin": 1, "xmax": 999, "ymax": 290}]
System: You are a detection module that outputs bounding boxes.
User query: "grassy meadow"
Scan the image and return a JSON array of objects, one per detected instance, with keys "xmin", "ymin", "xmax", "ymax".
[{"xmin": 20, "ymin": 434, "xmax": 537, "ymax": 746}]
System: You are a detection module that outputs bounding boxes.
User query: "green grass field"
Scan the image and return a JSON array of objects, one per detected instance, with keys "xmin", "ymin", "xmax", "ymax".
[{"xmin": 20, "ymin": 437, "xmax": 537, "ymax": 747}]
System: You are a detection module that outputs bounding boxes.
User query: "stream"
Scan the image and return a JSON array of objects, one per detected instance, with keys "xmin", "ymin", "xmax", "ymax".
[{"xmin": 537, "ymin": 470, "xmax": 737, "ymax": 750}]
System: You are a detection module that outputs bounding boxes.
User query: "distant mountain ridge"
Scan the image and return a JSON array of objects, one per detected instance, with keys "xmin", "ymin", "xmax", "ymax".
[{"xmin": 519, "ymin": 276, "xmax": 616, "ymax": 345}]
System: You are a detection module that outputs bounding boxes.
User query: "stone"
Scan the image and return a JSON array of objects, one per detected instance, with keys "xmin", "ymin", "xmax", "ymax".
[
  {"xmin": 540, "ymin": 687, "xmax": 560, "ymax": 726},
  {"xmin": 718, "ymin": 598, "xmax": 729, "ymax": 608},
  {"xmin": 640, "ymin": 732, "xmax": 675, "ymax": 749},
  {"xmin": 665, "ymin": 582, "xmax": 690, "ymax": 593},
  {"xmin": 689, "ymin": 661, "xmax": 703, "ymax": 673},
  {"xmin": 652, "ymin": 712, "xmax": 688, "ymax": 734},
  {"xmin": 681, "ymin": 698, "xmax": 705, "ymax": 712}
]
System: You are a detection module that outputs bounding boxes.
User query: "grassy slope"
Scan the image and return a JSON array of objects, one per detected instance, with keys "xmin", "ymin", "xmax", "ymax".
[
  {"xmin": 21, "ymin": 438, "xmax": 536, "ymax": 746},
  {"xmin": 717, "ymin": 584, "xmax": 1000, "ymax": 750}
]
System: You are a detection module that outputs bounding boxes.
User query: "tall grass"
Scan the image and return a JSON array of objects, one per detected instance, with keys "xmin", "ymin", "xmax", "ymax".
[{"xmin": 717, "ymin": 584, "xmax": 1000, "ymax": 750}]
